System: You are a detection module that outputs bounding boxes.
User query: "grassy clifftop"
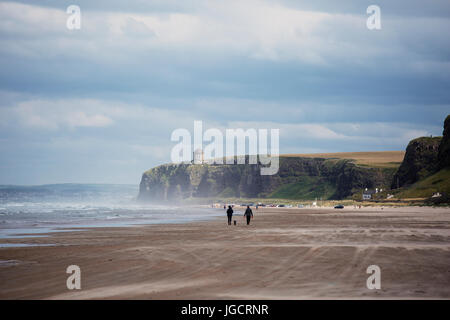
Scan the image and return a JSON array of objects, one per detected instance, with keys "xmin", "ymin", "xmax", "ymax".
[{"xmin": 282, "ymin": 151, "xmax": 405, "ymax": 168}]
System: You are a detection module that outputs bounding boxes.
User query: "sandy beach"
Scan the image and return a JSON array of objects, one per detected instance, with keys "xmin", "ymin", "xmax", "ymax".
[{"xmin": 0, "ymin": 206, "xmax": 449, "ymax": 299}]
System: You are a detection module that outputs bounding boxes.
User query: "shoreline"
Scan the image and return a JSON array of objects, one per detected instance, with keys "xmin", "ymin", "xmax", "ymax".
[{"xmin": 0, "ymin": 206, "xmax": 449, "ymax": 299}]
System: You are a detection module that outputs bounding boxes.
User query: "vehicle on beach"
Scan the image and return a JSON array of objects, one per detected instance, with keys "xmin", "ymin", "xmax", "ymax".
[
  {"xmin": 277, "ymin": 204, "xmax": 285, "ymax": 207},
  {"xmin": 334, "ymin": 204, "xmax": 344, "ymax": 209},
  {"xmin": 241, "ymin": 203, "xmax": 255, "ymax": 207}
]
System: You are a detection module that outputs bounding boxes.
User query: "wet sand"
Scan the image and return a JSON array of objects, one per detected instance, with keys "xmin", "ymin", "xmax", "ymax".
[{"xmin": 0, "ymin": 206, "xmax": 449, "ymax": 299}]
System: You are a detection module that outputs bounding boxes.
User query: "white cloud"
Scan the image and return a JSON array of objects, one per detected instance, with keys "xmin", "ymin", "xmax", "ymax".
[
  {"xmin": 120, "ymin": 17, "xmax": 156, "ymax": 38},
  {"xmin": 227, "ymin": 120, "xmax": 347, "ymax": 140},
  {"xmin": 66, "ymin": 111, "xmax": 113, "ymax": 128},
  {"xmin": 0, "ymin": 97, "xmax": 201, "ymax": 132},
  {"xmin": 8, "ymin": 99, "xmax": 115, "ymax": 129},
  {"xmin": 226, "ymin": 119, "xmax": 435, "ymax": 149},
  {"xmin": 2, "ymin": 0, "xmax": 448, "ymax": 67},
  {"xmin": 0, "ymin": 95, "xmax": 442, "ymax": 150}
]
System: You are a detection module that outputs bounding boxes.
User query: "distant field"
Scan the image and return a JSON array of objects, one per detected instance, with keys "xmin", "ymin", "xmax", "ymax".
[{"xmin": 282, "ymin": 151, "xmax": 405, "ymax": 168}]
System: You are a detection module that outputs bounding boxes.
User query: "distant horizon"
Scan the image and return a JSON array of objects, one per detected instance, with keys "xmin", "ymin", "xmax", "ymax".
[{"xmin": 0, "ymin": 182, "xmax": 139, "ymax": 187}]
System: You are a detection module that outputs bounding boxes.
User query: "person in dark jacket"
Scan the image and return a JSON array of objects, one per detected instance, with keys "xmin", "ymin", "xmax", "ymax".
[
  {"xmin": 226, "ymin": 205, "xmax": 233, "ymax": 225},
  {"xmin": 244, "ymin": 206, "xmax": 253, "ymax": 225}
]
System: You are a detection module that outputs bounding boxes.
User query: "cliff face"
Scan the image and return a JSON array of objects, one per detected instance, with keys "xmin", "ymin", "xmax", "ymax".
[
  {"xmin": 391, "ymin": 137, "xmax": 442, "ymax": 189},
  {"xmin": 138, "ymin": 157, "xmax": 394, "ymax": 202},
  {"xmin": 438, "ymin": 115, "xmax": 450, "ymax": 170},
  {"xmin": 391, "ymin": 115, "xmax": 450, "ymax": 189}
]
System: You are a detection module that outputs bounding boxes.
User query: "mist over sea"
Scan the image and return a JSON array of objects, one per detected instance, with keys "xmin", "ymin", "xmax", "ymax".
[{"xmin": 0, "ymin": 184, "xmax": 221, "ymax": 241}]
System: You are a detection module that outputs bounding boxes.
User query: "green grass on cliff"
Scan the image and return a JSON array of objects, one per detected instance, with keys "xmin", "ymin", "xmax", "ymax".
[
  {"xmin": 282, "ymin": 151, "xmax": 405, "ymax": 168},
  {"xmin": 268, "ymin": 176, "xmax": 337, "ymax": 200},
  {"xmin": 396, "ymin": 168, "xmax": 450, "ymax": 198}
]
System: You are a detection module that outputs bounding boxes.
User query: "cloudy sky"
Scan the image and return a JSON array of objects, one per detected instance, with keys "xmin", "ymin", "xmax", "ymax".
[{"xmin": 0, "ymin": 0, "xmax": 449, "ymax": 184}]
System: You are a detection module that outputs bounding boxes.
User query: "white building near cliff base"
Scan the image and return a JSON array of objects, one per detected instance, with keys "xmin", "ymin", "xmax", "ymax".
[{"xmin": 363, "ymin": 189, "xmax": 376, "ymax": 200}]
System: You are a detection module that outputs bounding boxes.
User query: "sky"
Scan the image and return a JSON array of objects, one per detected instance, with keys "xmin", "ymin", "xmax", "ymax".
[{"xmin": 0, "ymin": 0, "xmax": 449, "ymax": 185}]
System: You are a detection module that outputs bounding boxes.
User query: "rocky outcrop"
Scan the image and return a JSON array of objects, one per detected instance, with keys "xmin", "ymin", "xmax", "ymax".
[
  {"xmin": 438, "ymin": 115, "xmax": 450, "ymax": 169},
  {"xmin": 391, "ymin": 137, "xmax": 442, "ymax": 189},
  {"xmin": 138, "ymin": 157, "xmax": 394, "ymax": 202},
  {"xmin": 391, "ymin": 114, "xmax": 450, "ymax": 189}
]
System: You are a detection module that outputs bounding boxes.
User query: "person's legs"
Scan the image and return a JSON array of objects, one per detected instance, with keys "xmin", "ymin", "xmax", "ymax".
[
  {"xmin": 228, "ymin": 215, "xmax": 232, "ymax": 225},
  {"xmin": 246, "ymin": 215, "xmax": 251, "ymax": 225}
]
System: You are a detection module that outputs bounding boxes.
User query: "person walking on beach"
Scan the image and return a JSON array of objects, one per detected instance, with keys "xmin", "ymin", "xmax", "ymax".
[
  {"xmin": 226, "ymin": 205, "xmax": 233, "ymax": 225},
  {"xmin": 244, "ymin": 205, "xmax": 253, "ymax": 225}
]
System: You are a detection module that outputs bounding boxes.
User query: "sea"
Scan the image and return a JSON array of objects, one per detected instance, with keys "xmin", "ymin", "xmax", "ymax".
[{"xmin": 0, "ymin": 184, "xmax": 222, "ymax": 246}]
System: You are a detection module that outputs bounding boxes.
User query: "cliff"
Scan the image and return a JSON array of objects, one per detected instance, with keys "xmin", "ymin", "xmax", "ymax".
[
  {"xmin": 138, "ymin": 157, "xmax": 395, "ymax": 202},
  {"xmin": 391, "ymin": 137, "xmax": 442, "ymax": 189},
  {"xmin": 138, "ymin": 115, "xmax": 450, "ymax": 202},
  {"xmin": 438, "ymin": 115, "xmax": 450, "ymax": 170},
  {"xmin": 390, "ymin": 114, "xmax": 450, "ymax": 201}
]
